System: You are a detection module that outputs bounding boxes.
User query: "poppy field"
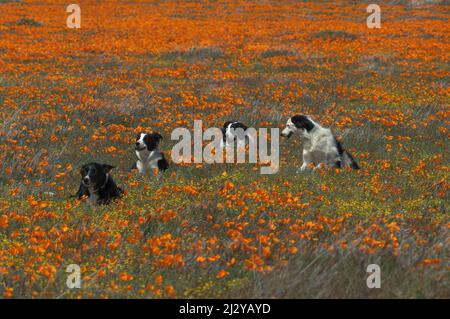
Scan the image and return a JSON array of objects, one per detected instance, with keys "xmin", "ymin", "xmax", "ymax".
[{"xmin": 0, "ymin": 0, "xmax": 448, "ymax": 298}]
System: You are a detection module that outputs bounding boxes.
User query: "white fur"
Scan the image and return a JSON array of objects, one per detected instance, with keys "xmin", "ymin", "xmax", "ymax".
[
  {"xmin": 221, "ymin": 122, "xmax": 254, "ymax": 148},
  {"xmin": 136, "ymin": 149, "xmax": 164, "ymax": 175},
  {"xmin": 135, "ymin": 133, "xmax": 164, "ymax": 177},
  {"xmin": 136, "ymin": 133, "xmax": 146, "ymax": 150},
  {"xmin": 282, "ymin": 117, "xmax": 341, "ymax": 172}
]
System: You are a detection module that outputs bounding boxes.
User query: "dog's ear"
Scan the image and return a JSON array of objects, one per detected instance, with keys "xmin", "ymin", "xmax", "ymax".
[
  {"xmin": 102, "ymin": 164, "xmax": 115, "ymax": 173},
  {"xmin": 291, "ymin": 115, "xmax": 303, "ymax": 127},
  {"xmin": 291, "ymin": 115, "xmax": 314, "ymax": 131},
  {"xmin": 223, "ymin": 121, "xmax": 233, "ymax": 129},
  {"xmin": 153, "ymin": 133, "xmax": 163, "ymax": 141}
]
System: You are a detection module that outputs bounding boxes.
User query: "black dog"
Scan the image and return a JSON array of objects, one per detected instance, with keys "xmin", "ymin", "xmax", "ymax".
[{"xmin": 74, "ymin": 163, "xmax": 123, "ymax": 205}]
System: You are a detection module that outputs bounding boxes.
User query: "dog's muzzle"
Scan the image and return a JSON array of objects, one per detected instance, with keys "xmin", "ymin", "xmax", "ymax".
[
  {"xmin": 281, "ymin": 131, "xmax": 293, "ymax": 139},
  {"xmin": 82, "ymin": 176, "xmax": 90, "ymax": 186},
  {"xmin": 135, "ymin": 144, "xmax": 146, "ymax": 151}
]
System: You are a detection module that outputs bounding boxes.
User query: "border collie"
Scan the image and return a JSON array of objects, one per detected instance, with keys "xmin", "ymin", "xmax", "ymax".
[
  {"xmin": 74, "ymin": 162, "xmax": 123, "ymax": 205},
  {"xmin": 132, "ymin": 132, "xmax": 169, "ymax": 176},
  {"xmin": 281, "ymin": 115, "xmax": 360, "ymax": 171},
  {"xmin": 220, "ymin": 121, "xmax": 254, "ymax": 148}
]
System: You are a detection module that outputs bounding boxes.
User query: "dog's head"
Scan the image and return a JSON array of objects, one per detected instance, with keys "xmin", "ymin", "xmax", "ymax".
[
  {"xmin": 221, "ymin": 121, "xmax": 250, "ymax": 147},
  {"xmin": 80, "ymin": 163, "xmax": 114, "ymax": 188},
  {"xmin": 281, "ymin": 115, "xmax": 315, "ymax": 139},
  {"xmin": 222, "ymin": 121, "xmax": 235, "ymax": 130},
  {"xmin": 221, "ymin": 121, "xmax": 235, "ymax": 139},
  {"xmin": 135, "ymin": 132, "xmax": 163, "ymax": 152}
]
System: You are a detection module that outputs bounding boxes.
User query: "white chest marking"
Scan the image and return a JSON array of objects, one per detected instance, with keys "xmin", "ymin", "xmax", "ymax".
[{"xmin": 136, "ymin": 149, "xmax": 162, "ymax": 174}]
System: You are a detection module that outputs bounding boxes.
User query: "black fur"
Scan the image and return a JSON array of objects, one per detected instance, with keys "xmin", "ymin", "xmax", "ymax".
[
  {"xmin": 229, "ymin": 122, "xmax": 248, "ymax": 131},
  {"xmin": 222, "ymin": 121, "xmax": 235, "ymax": 130},
  {"xmin": 334, "ymin": 138, "xmax": 344, "ymax": 155},
  {"xmin": 74, "ymin": 162, "xmax": 123, "ymax": 205},
  {"xmin": 222, "ymin": 121, "xmax": 234, "ymax": 143},
  {"xmin": 138, "ymin": 132, "xmax": 163, "ymax": 152},
  {"xmin": 344, "ymin": 150, "xmax": 360, "ymax": 169},
  {"xmin": 222, "ymin": 121, "xmax": 249, "ymax": 144},
  {"xmin": 157, "ymin": 152, "xmax": 169, "ymax": 171},
  {"xmin": 134, "ymin": 132, "xmax": 169, "ymax": 174},
  {"xmin": 334, "ymin": 137, "xmax": 360, "ymax": 170},
  {"xmin": 291, "ymin": 115, "xmax": 315, "ymax": 132}
]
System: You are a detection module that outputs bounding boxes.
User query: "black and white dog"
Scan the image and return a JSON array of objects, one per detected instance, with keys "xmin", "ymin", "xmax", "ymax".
[
  {"xmin": 281, "ymin": 115, "xmax": 359, "ymax": 171},
  {"xmin": 220, "ymin": 121, "xmax": 254, "ymax": 148},
  {"xmin": 132, "ymin": 132, "xmax": 169, "ymax": 176},
  {"xmin": 74, "ymin": 162, "xmax": 123, "ymax": 205}
]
